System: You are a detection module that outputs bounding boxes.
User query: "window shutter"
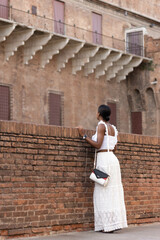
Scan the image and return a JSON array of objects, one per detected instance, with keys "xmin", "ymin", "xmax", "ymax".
[
  {"xmin": 131, "ymin": 112, "xmax": 142, "ymax": 134},
  {"xmin": 54, "ymin": 0, "xmax": 65, "ymax": 35},
  {"xmin": 126, "ymin": 31, "xmax": 143, "ymax": 56},
  {"xmin": 0, "ymin": 85, "xmax": 10, "ymax": 120},
  {"xmin": 49, "ymin": 93, "xmax": 61, "ymax": 125},
  {"xmin": 107, "ymin": 102, "xmax": 117, "ymax": 126},
  {"xmin": 92, "ymin": 12, "xmax": 102, "ymax": 45},
  {"xmin": 0, "ymin": 0, "xmax": 9, "ymax": 19}
]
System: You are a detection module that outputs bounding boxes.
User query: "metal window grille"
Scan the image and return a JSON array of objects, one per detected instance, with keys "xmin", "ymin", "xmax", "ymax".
[
  {"xmin": 126, "ymin": 31, "xmax": 143, "ymax": 56},
  {"xmin": 49, "ymin": 92, "xmax": 61, "ymax": 125},
  {"xmin": 0, "ymin": 85, "xmax": 10, "ymax": 120}
]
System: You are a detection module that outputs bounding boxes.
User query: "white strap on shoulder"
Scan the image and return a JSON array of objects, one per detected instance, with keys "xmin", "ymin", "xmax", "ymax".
[
  {"xmin": 98, "ymin": 121, "xmax": 109, "ymax": 152},
  {"xmin": 104, "ymin": 122, "xmax": 109, "ymax": 152}
]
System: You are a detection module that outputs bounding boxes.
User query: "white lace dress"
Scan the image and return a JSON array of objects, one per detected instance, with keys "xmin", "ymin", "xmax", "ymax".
[{"xmin": 92, "ymin": 121, "xmax": 128, "ymax": 232}]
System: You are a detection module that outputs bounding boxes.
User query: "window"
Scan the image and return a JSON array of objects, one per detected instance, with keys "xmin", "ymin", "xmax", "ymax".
[
  {"xmin": 49, "ymin": 92, "xmax": 62, "ymax": 125},
  {"xmin": 0, "ymin": 85, "xmax": 10, "ymax": 120},
  {"xmin": 131, "ymin": 112, "xmax": 142, "ymax": 134},
  {"xmin": 92, "ymin": 12, "xmax": 102, "ymax": 45},
  {"xmin": 54, "ymin": 0, "xmax": 65, "ymax": 35},
  {"xmin": 0, "ymin": 0, "xmax": 9, "ymax": 19},
  {"xmin": 107, "ymin": 102, "xmax": 117, "ymax": 126},
  {"xmin": 126, "ymin": 31, "xmax": 143, "ymax": 56},
  {"xmin": 125, "ymin": 28, "xmax": 146, "ymax": 56},
  {"xmin": 32, "ymin": 5, "xmax": 37, "ymax": 15}
]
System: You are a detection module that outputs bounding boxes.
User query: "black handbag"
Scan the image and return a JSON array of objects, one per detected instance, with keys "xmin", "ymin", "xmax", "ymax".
[
  {"xmin": 90, "ymin": 168, "xmax": 109, "ymax": 186},
  {"xmin": 93, "ymin": 168, "xmax": 109, "ymax": 179}
]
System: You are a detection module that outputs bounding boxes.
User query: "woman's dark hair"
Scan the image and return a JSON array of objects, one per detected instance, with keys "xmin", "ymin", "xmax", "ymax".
[{"xmin": 98, "ymin": 104, "xmax": 111, "ymax": 121}]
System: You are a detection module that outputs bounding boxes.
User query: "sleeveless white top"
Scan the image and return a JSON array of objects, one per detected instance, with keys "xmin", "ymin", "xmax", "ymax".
[{"xmin": 92, "ymin": 120, "xmax": 118, "ymax": 150}]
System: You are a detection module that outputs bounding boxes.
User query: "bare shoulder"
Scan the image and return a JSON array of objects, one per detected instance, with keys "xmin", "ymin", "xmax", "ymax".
[{"xmin": 97, "ymin": 123, "xmax": 106, "ymax": 132}]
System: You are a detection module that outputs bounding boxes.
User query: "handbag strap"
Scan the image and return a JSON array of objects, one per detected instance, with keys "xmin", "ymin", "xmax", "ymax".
[{"xmin": 94, "ymin": 150, "xmax": 97, "ymax": 168}]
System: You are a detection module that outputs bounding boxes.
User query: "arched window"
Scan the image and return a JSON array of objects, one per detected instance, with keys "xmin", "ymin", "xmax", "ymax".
[
  {"xmin": 146, "ymin": 88, "xmax": 156, "ymax": 110},
  {"xmin": 133, "ymin": 89, "xmax": 142, "ymax": 111}
]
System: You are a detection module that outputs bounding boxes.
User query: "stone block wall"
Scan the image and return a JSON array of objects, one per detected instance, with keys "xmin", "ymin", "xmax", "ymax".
[
  {"xmin": 0, "ymin": 121, "xmax": 160, "ymax": 238},
  {"xmin": 127, "ymin": 36, "xmax": 160, "ymax": 136},
  {"xmin": 1, "ymin": 0, "xmax": 160, "ymax": 136},
  {"xmin": 0, "ymin": 44, "xmax": 129, "ymax": 132},
  {"xmin": 103, "ymin": 0, "xmax": 160, "ymax": 21}
]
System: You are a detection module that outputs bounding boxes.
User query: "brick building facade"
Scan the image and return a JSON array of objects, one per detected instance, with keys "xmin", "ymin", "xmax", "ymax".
[{"xmin": 0, "ymin": 0, "xmax": 160, "ymax": 136}]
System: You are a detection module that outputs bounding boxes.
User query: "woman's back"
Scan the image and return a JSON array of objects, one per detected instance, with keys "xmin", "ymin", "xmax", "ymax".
[{"xmin": 92, "ymin": 120, "xmax": 118, "ymax": 150}]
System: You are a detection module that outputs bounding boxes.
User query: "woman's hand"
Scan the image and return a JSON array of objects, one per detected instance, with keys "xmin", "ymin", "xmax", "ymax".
[
  {"xmin": 77, "ymin": 124, "xmax": 105, "ymax": 149},
  {"xmin": 77, "ymin": 126, "xmax": 85, "ymax": 137}
]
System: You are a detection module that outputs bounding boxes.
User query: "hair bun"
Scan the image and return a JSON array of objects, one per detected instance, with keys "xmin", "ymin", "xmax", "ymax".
[
  {"xmin": 98, "ymin": 105, "xmax": 111, "ymax": 122},
  {"xmin": 105, "ymin": 116, "xmax": 110, "ymax": 121}
]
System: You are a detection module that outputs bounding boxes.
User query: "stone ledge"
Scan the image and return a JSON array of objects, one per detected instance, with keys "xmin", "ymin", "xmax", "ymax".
[{"xmin": 0, "ymin": 120, "xmax": 159, "ymax": 145}]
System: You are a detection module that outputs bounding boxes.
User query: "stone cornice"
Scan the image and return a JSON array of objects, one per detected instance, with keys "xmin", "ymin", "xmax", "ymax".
[
  {"xmin": 88, "ymin": 0, "xmax": 160, "ymax": 26},
  {"xmin": 0, "ymin": 18, "xmax": 151, "ymax": 82}
]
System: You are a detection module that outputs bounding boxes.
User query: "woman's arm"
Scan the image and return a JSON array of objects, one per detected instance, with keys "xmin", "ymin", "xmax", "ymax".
[{"xmin": 78, "ymin": 124, "xmax": 105, "ymax": 149}]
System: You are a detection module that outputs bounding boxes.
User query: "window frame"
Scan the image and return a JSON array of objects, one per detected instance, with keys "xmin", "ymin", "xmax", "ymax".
[
  {"xmin": 92, "ymin": 11, "xmax": 102, "ymax": 45},
  {"xmin": 31, "ymin": 5, "xmax": 37, "ymax": 15},
  {"xmin": 125, "ymin": 27, "xmax": 147, "ymax": 57},
  {"xmin": 0, "ymin": 84, "xmax": 12, "ymax": 121},
  {"xmin": 48, "ymin": 90, "xmax": 64, "ymax": 126},
  {"xmin": 0, "ymin": 0, "xmax": 9, "ymax": 19},
  {"xmin": 53, "ymin": 0, "xmax": 65, "ymax": 35}
]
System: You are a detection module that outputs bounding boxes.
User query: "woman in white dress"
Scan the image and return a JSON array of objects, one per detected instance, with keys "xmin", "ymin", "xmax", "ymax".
[{"xmin": 78, "ymin": 104, "xmax": 128, "ymax": 233}]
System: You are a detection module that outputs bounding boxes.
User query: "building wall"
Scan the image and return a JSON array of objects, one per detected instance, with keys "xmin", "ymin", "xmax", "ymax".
[
  {"xmin": 0, "ymin": 0, "xmax": 160, "ymax": 135},
  {"xmin": 9, "ymin": 0, "xmax": 160, "ymax": 42},
  {"xmin": 102, "ymin": 0, "xmax": 160, "ymax": 21},
  {"xmin": 0, "ymin": 42, "xmax": 130, "ymax": 131},
  {"xmin": 0, "ymin": 121, "xmax": 160, "ymax": 238},
  {"xmin": 127, "ymin": 36, "xmax": 160, "ymax": 136},
  {"xmin": 9, "ymin": 0, "xmax": 129, "ymax": 45}
]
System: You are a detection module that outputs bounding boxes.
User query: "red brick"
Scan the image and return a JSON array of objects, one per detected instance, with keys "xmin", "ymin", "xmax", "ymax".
[
  {"xmin": 0, "ymin": 121, "xmax": 159, "ymax": 238},
  {"xmin": 0, "ymin": 230, "xmax": 8, "ymax": 236}
]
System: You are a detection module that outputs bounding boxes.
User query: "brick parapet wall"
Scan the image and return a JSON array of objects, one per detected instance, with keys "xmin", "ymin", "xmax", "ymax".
[{"xmin": 0, "ymin": 121, "xmax": 160, "ymax": 239}]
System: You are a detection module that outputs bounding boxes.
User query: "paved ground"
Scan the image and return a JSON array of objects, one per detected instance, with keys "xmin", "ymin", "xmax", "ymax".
[{"xmin": 16, "ymin": 223, "xmax": 160, "ymax": 240}]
